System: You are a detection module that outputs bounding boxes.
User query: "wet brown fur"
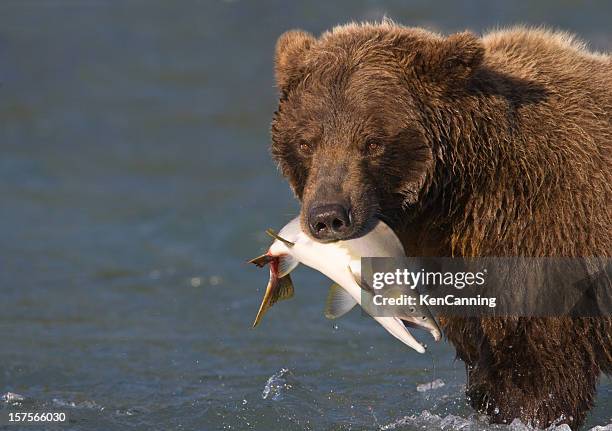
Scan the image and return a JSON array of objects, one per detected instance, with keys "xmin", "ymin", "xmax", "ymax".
[{"xmin": 270, "ymin": 21, "xmax": 612, "ymax": 429}]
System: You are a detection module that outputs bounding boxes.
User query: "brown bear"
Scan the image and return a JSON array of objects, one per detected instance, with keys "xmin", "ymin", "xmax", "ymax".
[{"xmin": 269, "ymin": 21, "xmax": 611, "ymax": 429}]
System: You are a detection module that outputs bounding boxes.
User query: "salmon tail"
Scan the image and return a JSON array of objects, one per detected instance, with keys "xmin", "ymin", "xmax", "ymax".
[
  {"xmin": 253, "ymin": 272, "xmax": 295, "ymax": 327},
  {"xmin": 248, "ymin": 254, "xmax": 274, "ymax": 268}
]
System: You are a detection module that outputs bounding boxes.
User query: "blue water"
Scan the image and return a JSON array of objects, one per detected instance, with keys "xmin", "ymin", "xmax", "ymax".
[{"xmin": 0, "ymin": 1, "xmax": 610, "ymax": 429}]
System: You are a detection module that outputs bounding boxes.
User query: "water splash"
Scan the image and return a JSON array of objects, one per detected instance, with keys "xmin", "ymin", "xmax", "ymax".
[
  {"xmin": 416, "ymin": 378, "xmax": 445, "ymax": 392},
  {"xmin": 381, "ymin": 410, "xmax": 610, "ymax": 431},
  {"xmin": 261, "ymin": 368, "xmax": 293, "ymax": 401},
  {"xmin": 380, "ymin": 410, "xmax": 473, "ymax": 430},
  {"xmin": 1, "ymin": 392, "xmax": 25, "ymax": 403}
]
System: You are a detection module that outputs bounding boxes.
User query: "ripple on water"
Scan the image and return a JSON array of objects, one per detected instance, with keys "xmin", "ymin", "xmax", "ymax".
[{"xmin": 52, "ymin": 398, "xmax": 105, "ymax": 411}]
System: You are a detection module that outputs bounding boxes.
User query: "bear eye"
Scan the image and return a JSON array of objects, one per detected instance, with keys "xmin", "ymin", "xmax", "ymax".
[
  {"xmin": 365, "ymin": 138, "xmax": 382, "ymax": 155},
  {"xmin": 298, "ymin": 140, "xmax": 313, "ymax": 155}
]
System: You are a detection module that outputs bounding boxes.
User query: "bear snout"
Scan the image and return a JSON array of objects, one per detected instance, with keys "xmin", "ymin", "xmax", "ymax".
[{"xmin": 306, "ymin": 203, "xmax": 354, "ymax": 242}]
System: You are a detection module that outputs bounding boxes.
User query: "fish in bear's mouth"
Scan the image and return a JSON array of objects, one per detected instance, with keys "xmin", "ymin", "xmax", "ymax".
[{"xmin": 249, "ymin": 216, "xmax": 440, "ymax": 354}]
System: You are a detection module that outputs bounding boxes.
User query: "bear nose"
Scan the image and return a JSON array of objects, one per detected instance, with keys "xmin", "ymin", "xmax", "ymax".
[{"xmin": 308, "ymin": 204, "xmax": 352, "ymax": 241}]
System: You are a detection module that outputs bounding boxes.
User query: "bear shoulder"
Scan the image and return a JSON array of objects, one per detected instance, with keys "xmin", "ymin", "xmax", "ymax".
[{"xmin": 482, "ymin": 26, "xmax": 610, "ymax": 63}]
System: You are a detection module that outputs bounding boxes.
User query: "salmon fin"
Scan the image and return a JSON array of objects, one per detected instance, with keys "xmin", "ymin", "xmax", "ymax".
[
  {"xmin": 348, "ymin": 261, "xmax": 362, "ymax": 287},
  {"xmin": 252, "ymin": 273, "xmax": 294, "ymax": 328},
  {"xmin": 265, "ymin": 229, "xmax": 295, "ymax": 247},
  {"xmin": 275, "ymin": 274, "xmax": 295, "ymax": 301},
  {"xmin": 249, "ymin": 254, "xmax": 273, "ymax": 268},
  {"xmin": 324, "ymin": 283, "xmax": 357, "ymax": 319},
  {"xmin": 278, "ymin": 254, "xmax": 299, "ymax": 278}
]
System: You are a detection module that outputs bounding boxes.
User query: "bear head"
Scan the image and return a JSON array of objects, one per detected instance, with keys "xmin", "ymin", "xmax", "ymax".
[{"xmin": 270, "ymin": 23, "xmax": 484, "ymax": 241}]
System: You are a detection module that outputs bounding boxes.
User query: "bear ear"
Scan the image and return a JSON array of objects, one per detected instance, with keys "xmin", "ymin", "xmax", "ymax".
[
  {"xmin": 414, "ymin": 31, "xmax": 484, "ymax": 84},
  {"xmin": 275, "ymin": 30, "xmax": 315, "ymax": 95}
]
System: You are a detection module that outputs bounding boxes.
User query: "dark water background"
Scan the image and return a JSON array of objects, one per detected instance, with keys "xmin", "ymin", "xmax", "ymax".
[{"xmin": 0, "ymin": 1, "xmax": 610, "ymax": 430}]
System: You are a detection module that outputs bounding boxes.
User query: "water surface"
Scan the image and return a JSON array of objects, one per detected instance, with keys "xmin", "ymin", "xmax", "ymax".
[{"xmin": 0, "ymin": 1, "xmax": 610, "ymax": 429}]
